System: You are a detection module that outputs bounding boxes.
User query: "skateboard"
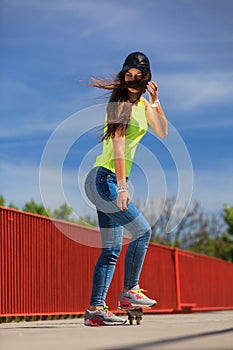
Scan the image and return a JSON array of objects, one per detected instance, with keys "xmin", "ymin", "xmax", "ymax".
[{"xmin": 119, "ymin": 306, "xmax": 150, "ymax": 325}]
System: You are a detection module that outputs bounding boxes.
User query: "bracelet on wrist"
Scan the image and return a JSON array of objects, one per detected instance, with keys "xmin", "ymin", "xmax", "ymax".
[
  {"xmin": 150, "ymin": 99, "xmax": 160, "ymax": 108},
  {"xmin": 117, "ymin": 185, "xmax": 128, "ymax": 193}
]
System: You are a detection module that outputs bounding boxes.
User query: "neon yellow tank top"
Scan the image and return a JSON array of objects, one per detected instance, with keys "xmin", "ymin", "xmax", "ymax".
[{"xmin": 93, "ymin": 98, "xmax": 148, "ymax": 177}]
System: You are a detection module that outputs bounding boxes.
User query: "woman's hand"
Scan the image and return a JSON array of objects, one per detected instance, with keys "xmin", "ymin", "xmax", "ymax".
[
  {"xmin": 142, "ymin": 81, "xmax": 168, "ymax": 139},
  {"xmin": 146, "ymin": 81, "xmax": 159, "ymax": 104},
  {"xmin": 117, "ymin": 190, "xmax": 130, "ymax": 211}
]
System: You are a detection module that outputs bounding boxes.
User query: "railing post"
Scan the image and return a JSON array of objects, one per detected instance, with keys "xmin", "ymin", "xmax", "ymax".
[{"xmin": 174, "ymin": 248, "xmax": 181, "ymax": 311}]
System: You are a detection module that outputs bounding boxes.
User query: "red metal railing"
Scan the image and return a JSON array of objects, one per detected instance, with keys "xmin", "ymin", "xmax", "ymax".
[
  {"xmin": 0, "ymin": 206, "xmax": 233, "ymax": 320},
  {"xmin": 177, "ymin": 249, "xmax": 233, "ymax": 311}
]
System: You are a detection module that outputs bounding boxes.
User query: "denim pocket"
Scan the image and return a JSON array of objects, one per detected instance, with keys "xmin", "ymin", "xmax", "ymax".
[
  {"xmin": 99, "ymin": 173, "xmax": 113, "ymax": 182},
  {"xmin": 97, "ymin": 174, "xmax": 117, "ymax": 201}
]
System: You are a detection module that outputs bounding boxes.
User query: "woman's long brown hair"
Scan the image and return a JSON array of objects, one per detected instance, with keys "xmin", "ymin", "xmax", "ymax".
[{"xmin": 90, "ymin": 70, "xmax": 151, "ymax": 141}]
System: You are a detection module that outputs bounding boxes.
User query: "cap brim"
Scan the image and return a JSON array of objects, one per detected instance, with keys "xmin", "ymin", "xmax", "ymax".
[{"xmin": 121, "ymin": 64, "xmax": 150, "ymax": 75}]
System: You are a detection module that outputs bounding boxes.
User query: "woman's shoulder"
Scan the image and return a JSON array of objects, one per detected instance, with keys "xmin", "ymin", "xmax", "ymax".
[{"xmin": 140, "ymin": 96, "xmax": 149, "ymax": 107}]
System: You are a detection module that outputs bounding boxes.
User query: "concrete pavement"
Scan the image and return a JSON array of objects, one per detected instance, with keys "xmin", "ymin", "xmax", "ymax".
[{"xmin": 0, "ymin": 311, "xmax": 233, "ymax": 350}]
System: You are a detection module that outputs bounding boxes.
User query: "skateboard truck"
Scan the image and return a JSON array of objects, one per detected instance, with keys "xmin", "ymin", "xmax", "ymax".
[
  {"xmin": 118, "ymin": 305, "xmax": 151, "ymax": 325},
  {"xmin": 126, "ymin": 308, "xmax": 143, "ymax": 325}
]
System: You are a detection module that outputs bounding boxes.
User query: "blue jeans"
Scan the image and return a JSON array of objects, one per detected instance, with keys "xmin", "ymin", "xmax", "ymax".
[{"xmin": 84, "ymin": 166, "xmax": 152, "ymax": 306}]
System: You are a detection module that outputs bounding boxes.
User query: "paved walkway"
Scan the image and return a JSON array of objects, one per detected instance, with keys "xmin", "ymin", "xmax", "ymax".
[{"xmin": 0, "ymin": 311, "xmax": 233, "ymax": 350}]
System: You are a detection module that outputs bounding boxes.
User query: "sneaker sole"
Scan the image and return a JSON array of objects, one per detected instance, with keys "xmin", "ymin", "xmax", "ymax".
[
  {"xmin": 119, "ymin": 302, "xmax": 157, "ymax": 310},
  {"xmin": 85, "ymin": 319, "xmax": 127, "ymax": 327}
]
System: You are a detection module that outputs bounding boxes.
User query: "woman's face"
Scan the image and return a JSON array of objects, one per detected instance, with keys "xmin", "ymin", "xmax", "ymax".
[{"xmin": 124, "ymin": 68, "xmax": 143, "ymax": 93}]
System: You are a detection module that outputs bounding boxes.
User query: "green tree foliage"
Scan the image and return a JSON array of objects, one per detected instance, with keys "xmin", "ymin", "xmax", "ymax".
[
  {"xmin": 0, "ymin": 195, "xmax": 6, "ymax": 206},
  {"xmin": 22, "ymin": 200, "xmax": 51, "ymax": 217},
  {"xmin": 52, "ymin": 202, "xmax": 73, "ymax": 220},
  {"xmin": 0, "ymin": 195, "xmax": 19, "ymax": 209},
  {"xmin": 222, "ymin": 205, "xmax": 233, "ymax": 236},
  {"xmin": 8, "ymin": 202, "xmax": 19, "ymax": 209},
  {"xmin": 213, "ymin": 233, "xmax": 233, "ymax": 262},
  {"xmin": 76, "ymin": 215, "xmax": 97, "ymax": 227},
  {"xmin": 221, "ymin": 205, "xmax": 233, "ymax": 261}
]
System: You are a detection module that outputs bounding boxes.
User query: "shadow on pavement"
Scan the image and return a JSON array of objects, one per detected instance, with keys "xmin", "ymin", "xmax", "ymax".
[{"xmin": 107, "ymin": 327, "xmax": 233, "ymax": 350}]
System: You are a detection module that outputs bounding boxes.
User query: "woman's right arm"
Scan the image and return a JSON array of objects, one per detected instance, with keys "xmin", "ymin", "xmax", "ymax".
[{"xmin": 112, "ymin": 131, "xmax": 130, "ymax": 211}]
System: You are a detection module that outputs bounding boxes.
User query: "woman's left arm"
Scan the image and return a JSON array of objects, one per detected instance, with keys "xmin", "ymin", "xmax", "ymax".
[{"xmin": 142, "ymin": 81, "xmax": 168, "ymax": 138}]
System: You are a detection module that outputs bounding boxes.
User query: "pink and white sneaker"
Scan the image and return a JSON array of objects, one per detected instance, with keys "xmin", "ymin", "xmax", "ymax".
[
  {"xmin": 84, "ymin": 306, "xmax": 126, "ymax": 326},
  {"xmin": 118, "ymin": 286, "xmax": 157, "ymax": 310}
]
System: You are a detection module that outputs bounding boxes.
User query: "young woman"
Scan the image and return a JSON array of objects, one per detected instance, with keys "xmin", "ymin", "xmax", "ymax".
[{"xmin": 84, "ymin": 52, "xmax": 168, "ymax": 326}]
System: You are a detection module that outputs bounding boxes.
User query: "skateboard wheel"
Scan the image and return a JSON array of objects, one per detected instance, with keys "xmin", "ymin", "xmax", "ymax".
[
  {"xmin": 126, "ymin": 308, "xmax": 143, "ymax": 325},
  {"xmin": 128, "ymin": 315, "xmax": 134, "ymax": 325}
]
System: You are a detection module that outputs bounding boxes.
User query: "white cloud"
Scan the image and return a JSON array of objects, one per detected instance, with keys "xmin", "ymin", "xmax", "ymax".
[
  {"xmin": 0, "ymin": 76, "xmax": 94, "ymax": 138},
  {"xmin": 158, "ymin": 70, "xmax": 233, "ymax": 114},
  {"xmin": 0, "ymin": 118, "xmax": 56, "ymax": 139},
  {"xmin": 3, "ymin": 0, "xmax": 138, "ymax": 33},
  {"xmin": 181, "ymin": 120, "xmax": 233, "ymax": 130}
]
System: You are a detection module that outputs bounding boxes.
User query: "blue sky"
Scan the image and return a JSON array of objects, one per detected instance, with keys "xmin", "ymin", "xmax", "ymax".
[{"xmin": 1, "ymin": 0, "xmax": 233, "ymax": 221}]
